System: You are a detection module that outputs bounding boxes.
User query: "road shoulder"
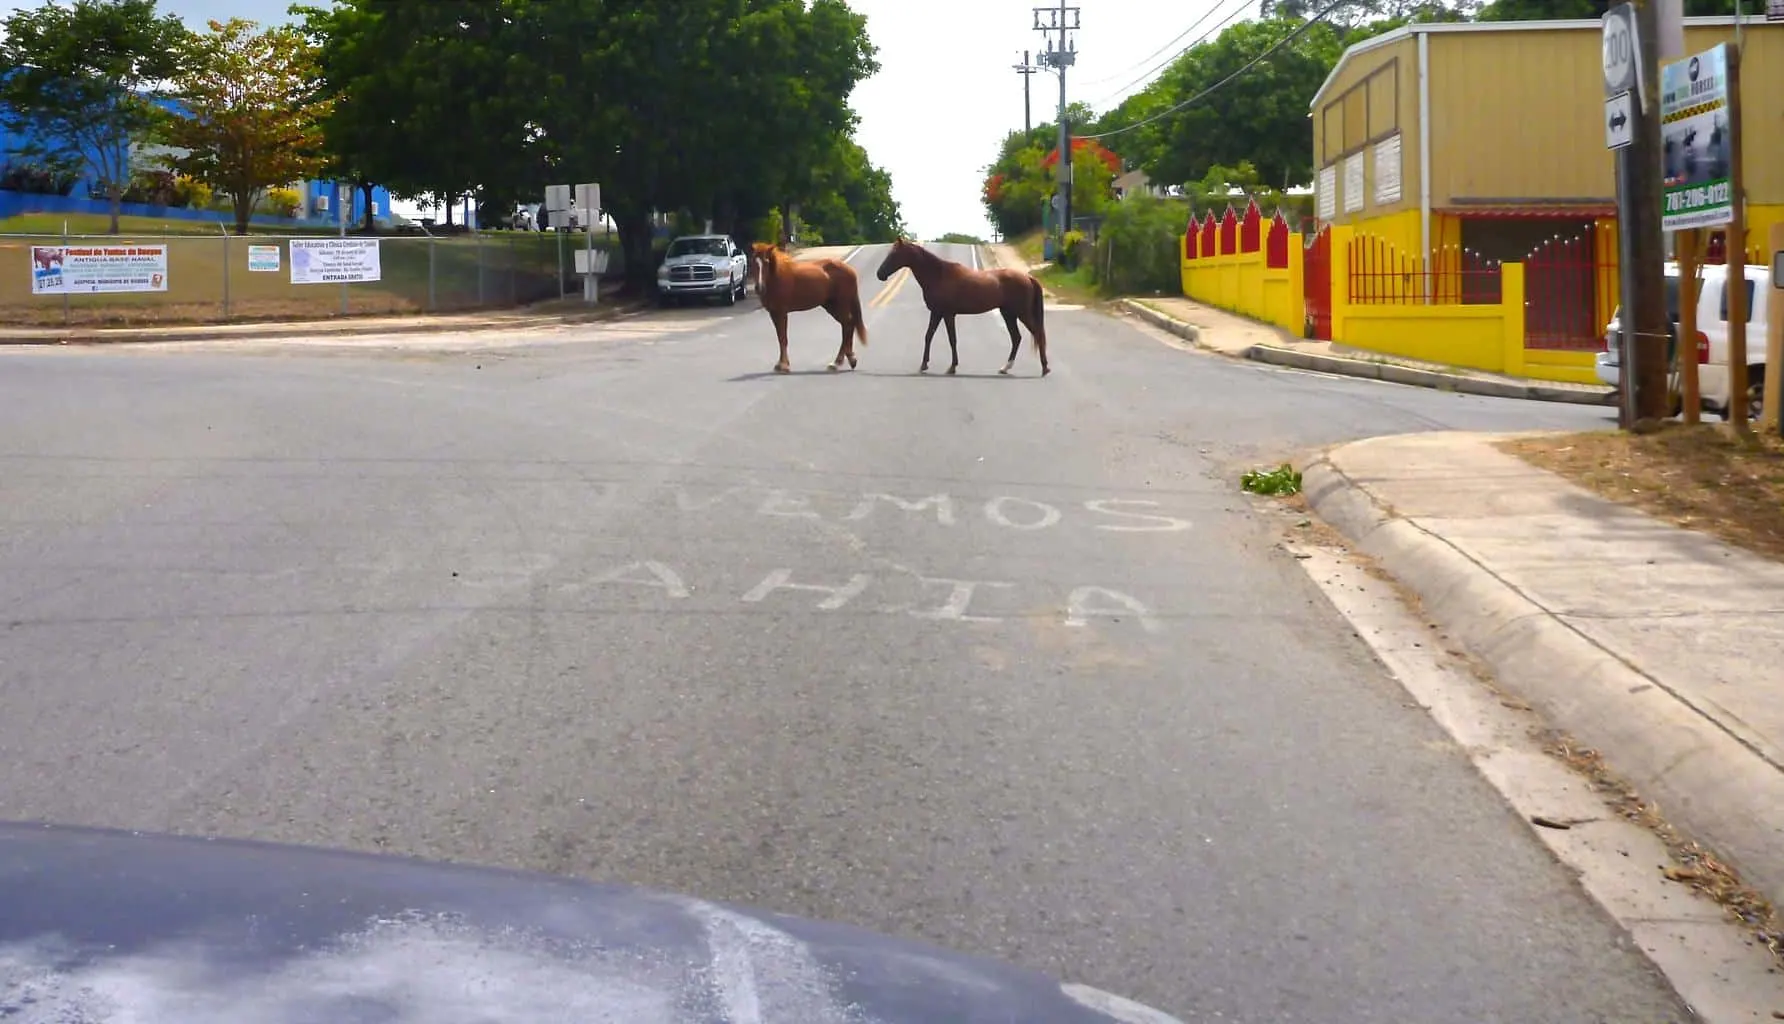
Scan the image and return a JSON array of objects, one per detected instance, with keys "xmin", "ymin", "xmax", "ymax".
[{"xmin": 1300, "ymin": 430, "xmax": 1784, "ymax": 940}]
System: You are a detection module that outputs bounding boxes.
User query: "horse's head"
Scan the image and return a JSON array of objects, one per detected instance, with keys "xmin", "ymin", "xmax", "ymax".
[{"xmin": 875, "ymin": 237, "xmax": 915, "ymax": 281}]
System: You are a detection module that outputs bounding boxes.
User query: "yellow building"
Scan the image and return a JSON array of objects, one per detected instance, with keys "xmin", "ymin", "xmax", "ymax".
[{"xmin": 1298, "ymin": 16, "xmax": 1783, "ymax": 377}]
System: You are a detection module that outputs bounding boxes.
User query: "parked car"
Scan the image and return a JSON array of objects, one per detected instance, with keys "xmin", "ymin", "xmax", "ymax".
[
  {"xmin": 1594, "ymin": 261, "xmax": 1769, "ymax": 422},
  {"xmin": 656, "ymin": 234, "xmax": 749, "ymax": 307}
]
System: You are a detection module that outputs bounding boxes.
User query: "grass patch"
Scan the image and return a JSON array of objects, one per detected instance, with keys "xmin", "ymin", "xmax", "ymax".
[
  {"xmin": 0, "ymin": 213, "xmax": 340, "ymax": 237},
  {"xmin": 1011, "ymin": 228, "xmax": 1045, "ymax": 267},
  {"xmin": 1498, "ymin": 423, "xmax": 1784, "ymax": 562},
  {"xmin": 1035, "ymin": 263, "xmax": 1104, "ymax": 307}
]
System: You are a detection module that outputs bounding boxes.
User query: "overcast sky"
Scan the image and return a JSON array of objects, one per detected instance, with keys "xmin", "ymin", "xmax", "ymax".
[{"xmin": 0, "ymin": 0, "xmax": 1231, "ymax": 238}]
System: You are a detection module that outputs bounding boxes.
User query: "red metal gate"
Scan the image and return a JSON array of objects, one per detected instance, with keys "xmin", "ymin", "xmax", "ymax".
[
  {"xmin": 1303, "ymin": 227, "xmax": 1332, "ymax": 339},
  {"xmin": 1524, "ymin": 229, "xmax": 1604, "ymax": 351}
]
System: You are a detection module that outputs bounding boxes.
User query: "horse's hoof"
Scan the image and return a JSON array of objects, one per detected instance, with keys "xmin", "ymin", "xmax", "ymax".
[
  {"xmin": 1042, "ymin": 366, "xmax": 1052, "ymax": 377},
  {"xmin": 918, "ymin": 366, "xmax": 928, "ymax": 374},
  {"xmin": 847, "ymin": 356, "xmax": 858, "ymax": 369},
  {"xmin": 999, "ymin": 365, "xmax": 1012, "ymax": 375},
  {"xmin": 774, "ymin": 364, "xmax": 790, "ymax": 375},
  {"xmin": 827, "ymin": 363, "xmax": 840, "ymax": 372},
  {"xmin": 946, "ymin": 367, "xmax": 957, "ymax": 376}
]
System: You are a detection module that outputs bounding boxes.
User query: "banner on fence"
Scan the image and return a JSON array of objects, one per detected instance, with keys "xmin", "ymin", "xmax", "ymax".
[
  {"xmin": 29, "ymin": 244, "xmax": 168, "ymax": 295},
  {"xmin": 289, "ymin": 238, "xmax": 381, "ymax": 284},
  {"xmin": 248, "ymin": 245, "xmax": 281, "ymax": 272},
  {"xmin": 1659, "ymin": 44, "xmax": 1733, "ymax": 231}
]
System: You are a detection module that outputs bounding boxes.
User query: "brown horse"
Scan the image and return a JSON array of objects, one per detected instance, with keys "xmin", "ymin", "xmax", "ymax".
[
  {"xmin": 874, "ymin": 238, "xmax": 1049, "ymax": 377},
  {"xmin": 750, "ymin": 242, "xmax": 869, "ymax": 374}
]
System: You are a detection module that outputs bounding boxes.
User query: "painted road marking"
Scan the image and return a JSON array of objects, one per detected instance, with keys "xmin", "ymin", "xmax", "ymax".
[
  {"xmin": 868, "ymin": 267, "xmax": 911, "ymax": 309},
  {"xmin": 555, "ymin": 559, "xmax": 1158, "ymax": 632},
  {"xmin": 665, "ymin": 484, "xmax": 1192, "ymax": 534}
]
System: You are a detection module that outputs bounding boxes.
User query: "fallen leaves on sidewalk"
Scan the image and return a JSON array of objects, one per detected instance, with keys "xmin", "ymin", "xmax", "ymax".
[
  {"xmin": 1499, "ymin": 424, "xmax": 1784, "ymax": 563},
  {"xmin": 1548, "ymin": 732, "xmax": 1784, "ymax": 967}
]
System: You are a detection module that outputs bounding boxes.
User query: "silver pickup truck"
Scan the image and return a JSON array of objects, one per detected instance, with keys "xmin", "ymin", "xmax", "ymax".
[{"xmin": 656, "ymin": 234, "xmax": 749, "ymax": 306}]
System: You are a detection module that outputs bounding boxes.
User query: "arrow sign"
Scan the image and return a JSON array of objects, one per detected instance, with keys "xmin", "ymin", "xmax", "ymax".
[{"xmin": 1605, "ymin": 90, "xmax": 1634, "ymax": 150}]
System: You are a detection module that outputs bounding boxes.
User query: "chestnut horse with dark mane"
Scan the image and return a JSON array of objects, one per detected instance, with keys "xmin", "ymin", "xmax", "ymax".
[
  {"xmin": 874, "ymin": 238, "xmax": 1049, "ymax": 377},
  {"xmin": 750, "ymin": 242, "xmax": 868, "ymax": 374}
]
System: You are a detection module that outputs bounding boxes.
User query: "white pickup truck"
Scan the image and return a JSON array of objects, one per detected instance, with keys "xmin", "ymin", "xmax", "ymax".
[{"xmin": 1594, "ymin": 261, "xmax": 1769, "ymax": 421}]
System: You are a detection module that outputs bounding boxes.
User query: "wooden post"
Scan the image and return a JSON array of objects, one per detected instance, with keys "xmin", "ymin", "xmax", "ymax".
[
  {"xmin": 1724, "ymin": 43, "xmax": 1749, "ymax": 430},
  {"xmin": 1678, "ymin": 229, "xmax": 1701, "ymax": 423},
  {"xmin": 1764, "ymin": 221, "xmax": 1784, "ymax": 434}
]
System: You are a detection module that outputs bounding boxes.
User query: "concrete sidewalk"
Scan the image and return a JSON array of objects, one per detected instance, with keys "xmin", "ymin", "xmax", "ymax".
[
  {"xmin": 1305, "ymin": 430, "xmax": 1784, "ymax": 914},
  {"xmin": 1122, "ymin": 295, "xmax": 1614, "ymax": 406}
]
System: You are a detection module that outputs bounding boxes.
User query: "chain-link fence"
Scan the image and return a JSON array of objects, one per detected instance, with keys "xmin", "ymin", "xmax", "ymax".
[{"xmin": 2, "ymin": 229, "xmax": 624, "ymax": 327}]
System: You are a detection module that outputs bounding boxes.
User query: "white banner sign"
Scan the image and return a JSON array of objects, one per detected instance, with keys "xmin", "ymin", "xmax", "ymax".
[
  {"xmin": 30, "ymin": 244, "xmax": 168, "ymax": 294},
  {"xmin": 289, "ymin": 237, "xmax": 381, "ymax": 284},
  {"xmin": 1316, "ymin": 165, "xmax": 1337, "ymax": 220},
  {"xmin": 247, "ymin": 244, "xmax": 281, "ymax": 272}
]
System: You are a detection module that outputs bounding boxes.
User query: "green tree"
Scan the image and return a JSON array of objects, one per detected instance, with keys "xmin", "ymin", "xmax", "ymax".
[
  {"xmin": 296, "ymin": 0, "xmax": 547, "ymax": 229},
  {"xmin": 0, "ymin": 0, "xmax": 188, "ymax": 234},
  {"xmin": 165, "ymin": 18, "xmax": 329, "ymax": 235},
  {"xmin": 799, "ymin": 137, "xmax": 907, "ymax": 243}
]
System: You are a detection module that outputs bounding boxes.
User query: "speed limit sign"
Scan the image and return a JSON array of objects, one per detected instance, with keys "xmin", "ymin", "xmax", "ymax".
[{"xmin": 1602, "ymin": 4, "xmax": 1645, "ymax": 110}]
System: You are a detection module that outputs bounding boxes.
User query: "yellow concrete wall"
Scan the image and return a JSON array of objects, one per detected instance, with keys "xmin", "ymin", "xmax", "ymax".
[
  {"xmin": 1180, "ymin": 233, "xmax": 1305, "ymax": 336},
  {"xmin": 1327, "ymin": 223, "xmax": 1554, "ymax": 380},
  {"xmin": 1181, "ymin": 218, "xmax": 1613, "ymax": 385}
]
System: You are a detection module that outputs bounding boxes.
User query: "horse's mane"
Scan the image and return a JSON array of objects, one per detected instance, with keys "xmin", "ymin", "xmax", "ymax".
[{"xmin": 899, "ymin": 238, "xmax": 945, "ymax": 270}]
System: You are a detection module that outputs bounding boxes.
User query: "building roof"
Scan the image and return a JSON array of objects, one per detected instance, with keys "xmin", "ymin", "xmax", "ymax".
[{"xmin": 1309, "ymin": 15, "xmax": 1775, "ymax": 111}]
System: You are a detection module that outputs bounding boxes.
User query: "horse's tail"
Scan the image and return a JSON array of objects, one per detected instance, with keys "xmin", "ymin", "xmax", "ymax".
[
  {"xmin": 851, "ymin": 284, "xmax": 869, "ymax": 347},
  {"xmin": 1029, "ymin": 274, "xmax": 1046, "ymax": 338}
]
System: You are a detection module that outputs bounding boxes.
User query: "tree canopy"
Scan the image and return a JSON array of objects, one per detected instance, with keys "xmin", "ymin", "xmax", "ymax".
[
  {"xmin": 166, "ymin": 18, "xmax": 329, "ymax": 235},
  {"xmin": 0, "ymin": 0, "xmax": 187, "ymax": 233},
  {"xmin": 0, "ymin": 0, "xmax": 904, "ymax": 266}
]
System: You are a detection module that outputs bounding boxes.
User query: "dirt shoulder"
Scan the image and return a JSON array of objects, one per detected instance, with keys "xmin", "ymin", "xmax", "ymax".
[{"xmin": 1497, "ymin": 424, "xmax": 1784, "ymax": 563}]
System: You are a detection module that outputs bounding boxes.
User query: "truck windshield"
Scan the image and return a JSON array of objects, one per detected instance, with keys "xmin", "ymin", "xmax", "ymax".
[{"xmin": 668, "ymin": 238, "xmax": 729, "ymax": 258}]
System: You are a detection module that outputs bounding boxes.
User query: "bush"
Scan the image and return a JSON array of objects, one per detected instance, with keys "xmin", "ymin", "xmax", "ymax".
[
  {"xmin": 266, "ymin": 187, "xmax": 301, "ymax": 218},
  {"xmin": 1059, "ymin": 229, "xmax": 1088, "ymax": 270},
  {"xmin": 171, "ymin": 175, "xmax": 212, "ymax": 210},
  {"xmin": 1092, "ymin": 194, "xmax": 1183, "ymax": 296}
]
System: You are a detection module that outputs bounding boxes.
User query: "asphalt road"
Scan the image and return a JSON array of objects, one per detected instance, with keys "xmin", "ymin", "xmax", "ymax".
[{"xmin": 0, "ymin": 243, "xmax": 1682, "ymax": 1021}]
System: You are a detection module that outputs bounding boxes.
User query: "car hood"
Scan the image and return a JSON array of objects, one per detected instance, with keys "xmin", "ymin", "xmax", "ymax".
[
  {"xmin": 0, "ymin": 822, "xmax": 1185, "ymax": 1023},
  {"xmin": 662, "ymin": 253, "xmax": 731, "ymax": 266}
]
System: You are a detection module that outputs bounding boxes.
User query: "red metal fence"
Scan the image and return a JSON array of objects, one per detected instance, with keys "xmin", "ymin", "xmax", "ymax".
[{"xmin": 1346, "ymin": 235, "xmax": 1503, "ymax": 305}]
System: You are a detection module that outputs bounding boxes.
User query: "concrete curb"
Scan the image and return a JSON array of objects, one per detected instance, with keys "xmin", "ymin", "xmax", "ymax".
[
  {"xmin": 1303, "ymin": 442, "xmax": 1784, "ymax": 910},
  {"xmin": 1115, "ymin": 298, "xmax": 1614, "ymax": 407},
  {"xmin": 0, "ymin": 303, "xmax": 657, "ymax": 347}
]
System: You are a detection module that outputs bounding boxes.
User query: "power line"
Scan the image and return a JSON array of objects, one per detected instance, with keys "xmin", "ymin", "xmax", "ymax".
[
  {"xmin": 1076, "ymin": 0, "xmax": 1249, "ymax": 89},
  {"xmin": 1089, "ymin": 0, "xmax": 1258, "ymax": 108},
  {"xmin": 1077, "ymin": 0, "xmax": 1348, "ymax": 142}
]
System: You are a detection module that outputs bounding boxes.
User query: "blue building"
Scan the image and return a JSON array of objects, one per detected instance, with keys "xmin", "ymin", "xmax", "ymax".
[{"xmin": 0, "ymin": 89, "xmax": 392, "ymax": 229}]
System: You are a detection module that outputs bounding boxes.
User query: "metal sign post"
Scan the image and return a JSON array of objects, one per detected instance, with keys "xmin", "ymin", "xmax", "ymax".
[
  {"xmin": 575, "ymin": 183, "xmax": 601, "ymax": 306},
  {"xmin": 1605, "ymin": 4, "xmax": 1641, "ymax": 428},
  {"xmin": 338, "ymin": 183, "xmax": 352, "ymax": 315}
]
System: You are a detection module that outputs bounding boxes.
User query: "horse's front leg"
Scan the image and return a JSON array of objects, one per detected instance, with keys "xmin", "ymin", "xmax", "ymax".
[
  {"xmin": 770, "ymin": 310, "xmax": 791, "ymax": 374},
  {"xmin": 920, "ymin": 311, "xmax": 942, "ymax": 373},
  {"xmin": 944, "ymin": 315, "xmax": 960, "ymax": 375}
]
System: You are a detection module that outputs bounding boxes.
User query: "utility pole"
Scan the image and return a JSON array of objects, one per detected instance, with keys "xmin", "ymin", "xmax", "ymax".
[
  {"xmin": 1603, "ymin": 1, "xmax": 1669, "ymax": 427},
  {"xmin": 1014, "ymin": 51, "xmax": 1039, "ymax": 137},
  {"xmin": 1034, "ymin": 2, "xmax": 1079, "ymax": 252}
]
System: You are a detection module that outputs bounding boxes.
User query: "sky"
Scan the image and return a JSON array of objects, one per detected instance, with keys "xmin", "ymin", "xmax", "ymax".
[{"xmin": 0, "ymin": 0, "xmax": 1232, "ymax": 239}]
